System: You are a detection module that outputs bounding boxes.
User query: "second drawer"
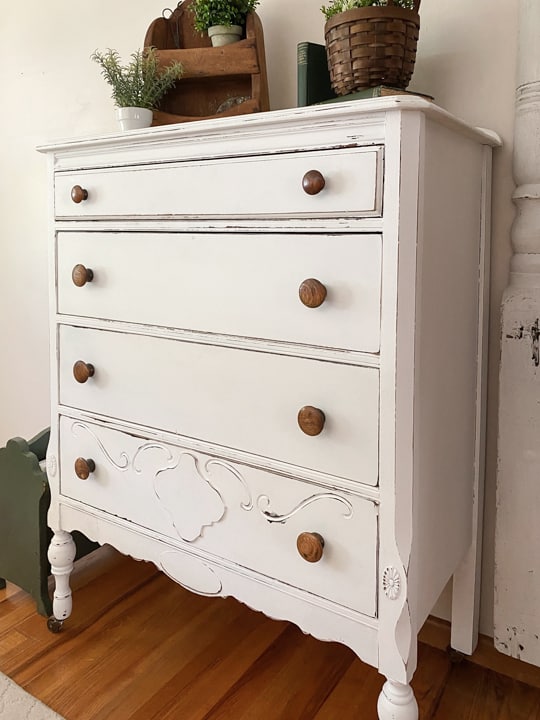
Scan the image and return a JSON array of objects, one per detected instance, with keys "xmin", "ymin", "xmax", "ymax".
[
  {"xmin": 57, "ymin": 232, "xmax": 382, "ymax": 353},
  {"xmin": 58, "ymin": 325, "xmax": 379, "ymax": 484}
]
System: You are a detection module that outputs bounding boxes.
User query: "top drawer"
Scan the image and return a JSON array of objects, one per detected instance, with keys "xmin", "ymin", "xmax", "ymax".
[{"xmin": 54, "ymin": 147, "xmax": 383, "ymax": 220}]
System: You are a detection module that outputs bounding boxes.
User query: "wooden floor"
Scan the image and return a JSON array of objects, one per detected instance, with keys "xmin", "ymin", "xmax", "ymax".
[{"xmin": 1, "ymin": 547, "xmax": 540, "ymax": 719}]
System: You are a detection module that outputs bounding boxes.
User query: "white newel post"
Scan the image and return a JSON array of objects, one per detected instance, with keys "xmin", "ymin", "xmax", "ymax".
[{"xmin": 495, "ymin": 0, "xmax": 540, "ymax": 664}]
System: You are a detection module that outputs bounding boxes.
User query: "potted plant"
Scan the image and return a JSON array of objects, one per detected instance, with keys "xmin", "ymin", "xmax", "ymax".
[
  {"xmin": 191, "ymin": 0, "xmax": 260, "ymax": 46},
  {"xmin": 321, "ymin": 0, "xmax": 421, "ymax": 96},
  {"xmin": 91, "ymin": 47, "xmax": 184, "ymax": 131}
]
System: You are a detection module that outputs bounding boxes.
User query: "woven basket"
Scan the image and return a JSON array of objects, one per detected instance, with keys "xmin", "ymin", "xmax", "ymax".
[{"xmin": 324, "ymin": 0, "xmax": 421, "ymax": 96}]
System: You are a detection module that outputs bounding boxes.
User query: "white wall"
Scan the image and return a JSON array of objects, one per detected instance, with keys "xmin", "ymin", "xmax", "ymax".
[{"xmin": 0, "ymin": 0, "xmax": 518, "ymax": 639}]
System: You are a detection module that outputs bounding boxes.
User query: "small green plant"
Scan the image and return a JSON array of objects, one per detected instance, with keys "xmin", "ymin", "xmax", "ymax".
[
  {"xmin": 191, "ymin": 0, "xmax": 260, "ymax": 33},
  {"xmin": 321, "ymin": 0, "xmax": 414, "ymax": 20},
  {"xmin": 91, "ymin": 47, "xmax": 183, "ymax": 110}
]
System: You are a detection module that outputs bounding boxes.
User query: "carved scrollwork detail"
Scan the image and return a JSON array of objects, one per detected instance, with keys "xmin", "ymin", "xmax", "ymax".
[
  {"xmin": 71, "ymin": 421, "xmax": 129, "ymax": 471},
  {"xmin": 257, "ymin": 492, "xmax": 353, "ymax": 524},
  {"xmin": 204, "ymin": 458, "xmax": 253, "ymax": 511},
  {"xmin": 132, "ymin": 442, "xmax": 177, "ymax": 474},
  {"xmin": 154, "ymin": 453, "xmax": 226, "ymax": 542},
  {"xmin": 160, "ymin": 551, "xmax": 223, "ymax": 596},
  {"xmin": 150, "ymin": 452, "xmax": 257, "ymax": 542},
  {"xmin": 382, "ymin": 566, "xmax": 401, "ymax": 600}
]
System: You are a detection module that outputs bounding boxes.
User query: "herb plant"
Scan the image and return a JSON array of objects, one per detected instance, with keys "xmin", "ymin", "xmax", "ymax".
[
  {"xmin": 191, "ymin": 0, "xmax": 260, "ymax": 33},
  {"xmin": 91, "ymin": 47, "xmax": 184, "ymax": 110},
  {"xmin": 321, "ymin": 0, "xmax": 414, "ymax": 20}
]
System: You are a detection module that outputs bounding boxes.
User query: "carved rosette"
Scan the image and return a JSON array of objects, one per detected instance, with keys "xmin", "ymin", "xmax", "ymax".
[{"xmin": 382, "ymin": 566, "xmax": 401, "ymax": 600}]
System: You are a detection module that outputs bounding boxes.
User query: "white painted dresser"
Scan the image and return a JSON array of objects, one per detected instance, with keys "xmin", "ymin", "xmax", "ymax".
[{"xmin": 39, "ymin": 99, "xmax": 499, "ymax": 719}]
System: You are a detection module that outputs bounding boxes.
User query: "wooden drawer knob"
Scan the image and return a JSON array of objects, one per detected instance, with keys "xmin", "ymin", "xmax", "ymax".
[
  {"xmin": 297, "ymin": 406, "xmax": 325, "ymax": 436},
  {"xmin": 71, "ymin": 185, "xmax": 88, "ymax": 203},
  {"xmin": 299, "ymin": 278, "xmax": 327, "ymax": 308},
  {"xmin": 302, "ymin": 170, "xmax": 325, "ymax": 195},
  {"xmin": 72, "ymin": 264, "xmax": 94, "ymax": 287},
  {"xmin": 73, "ymin": 360, "xmax": 95, "ymax": 384},
  {"xmin": 297, "ymin": 532, "xmax": 325, "ymax": 563},
  {"xmin": 74, "ymin": 457, "xmax": 95, "ymax": 480}
]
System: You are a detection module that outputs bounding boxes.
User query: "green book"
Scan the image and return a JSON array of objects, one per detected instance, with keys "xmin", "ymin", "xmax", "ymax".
[{"xmin": 297, "ymin": 42, "xmax": 337, "ymax": 107}]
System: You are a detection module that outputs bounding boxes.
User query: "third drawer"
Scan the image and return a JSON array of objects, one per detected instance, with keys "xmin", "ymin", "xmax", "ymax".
[{"xmin": 58, "ymin": 324, "xmax": 379, "ymax": 484}]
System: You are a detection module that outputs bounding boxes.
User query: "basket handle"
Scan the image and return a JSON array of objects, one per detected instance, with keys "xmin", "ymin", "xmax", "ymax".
[{"xmin": 387, "ymin": 0, "xmax": 421, "ymax": 10}]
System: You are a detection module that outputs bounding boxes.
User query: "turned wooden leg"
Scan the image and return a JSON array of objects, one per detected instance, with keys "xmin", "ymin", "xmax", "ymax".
[
  {"xmin": 377, "ymin": 680, "xmax": 418, "ymax": 720},
  {"xmin": 47, "ymin": 530, "xmax": 76, "ymax": 632}
]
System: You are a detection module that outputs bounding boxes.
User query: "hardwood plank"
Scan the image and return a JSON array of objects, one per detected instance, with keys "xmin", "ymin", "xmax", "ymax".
[
  {"xmin": 411, "ymin": 644, "xmax": 454, "ymax": 717},
  {"xmin": 2, "ymin": 548, "xmax": 540, "ymax": 720},
  {"xmin": 313, "ymin": 657, "xmax": 382, "ymax": 720},
  {"xmin": 434, "ymin": 661, "xmax": 540, "ymax": 720},
  {"xmin": 420, "ymin": 615, "xmax": 540, "ymax": 690},
  {"xmin": 0, "ymin": 629, "xmax": 27, "ymax": 655},
  {"xmin": 3, "ymin": 550, "xmax": 158, "ymax": 679},
  {"xmin": 313, "ymin": 644, "xmax": 451, "ymax": 720},
  {"xmin": 202, "ymin": 624, "xmax": 354, "ymax": 720},
  {"xmin": 130, "ymin": 603, "xmax": 288, "ymax": 720},
  {"xmin": 26, "ymin": 578, "xmax": 215, "ymax": 719}
]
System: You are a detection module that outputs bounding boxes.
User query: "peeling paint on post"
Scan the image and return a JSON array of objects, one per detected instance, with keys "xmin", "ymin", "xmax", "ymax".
[{"xmin": 504, "ymin": 318, "xmax": 540, "ymax": 366}]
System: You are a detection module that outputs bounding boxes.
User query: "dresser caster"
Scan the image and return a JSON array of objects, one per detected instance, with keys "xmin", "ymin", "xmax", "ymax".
[
  {"xmin": 377, "ymin": 680, "xmax": 418, "ymax": 720},
  {"xmin": 47, "ymin": 616, "xmax": 64, "ymax": 634}
]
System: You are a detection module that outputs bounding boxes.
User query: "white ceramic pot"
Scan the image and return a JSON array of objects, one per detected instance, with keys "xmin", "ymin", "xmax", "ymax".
[
  {"xmin": 116, "ymin": 107, "xmax": 153, "ymax": 132},
  {"xmin": 208, "ymin": 24, "xmax": 243, "ymax": 47}
]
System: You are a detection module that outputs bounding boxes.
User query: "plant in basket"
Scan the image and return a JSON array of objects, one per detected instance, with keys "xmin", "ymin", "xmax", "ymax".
[
  {"xmin": 321, "ymin": 0, "xmax": 421, "ymax": 96},
  {"xmin": 191, "ymin": 0, "xmax": 261, "ymax": 46}
]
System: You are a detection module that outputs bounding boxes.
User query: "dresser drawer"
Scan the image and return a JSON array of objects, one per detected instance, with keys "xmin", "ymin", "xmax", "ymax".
[
  {"xmin": 57, "ymin": 232, "xmax": 382, "ymax": 353},
  {"xmin": 58, "ymin": 325, "xmax": 379, "ymax": 483},
  {"xmin": 54, "ymin": 146, "xmax": 383, "ymax": 219},
  {"xmin": 59, "ymin": 417, "xmax": 378, "ymax": 615}
]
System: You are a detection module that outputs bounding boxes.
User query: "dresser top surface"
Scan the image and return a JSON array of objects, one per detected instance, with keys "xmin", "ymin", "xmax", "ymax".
[{"xmin": 37, "ymin": 96, "xmax": 501, "ymax": 156}]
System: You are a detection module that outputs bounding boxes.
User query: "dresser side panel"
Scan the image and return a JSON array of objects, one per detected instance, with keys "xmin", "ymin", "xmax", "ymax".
[{"xmin": 410, "ymin": 119, "xmax": 485, "ymax": 627}]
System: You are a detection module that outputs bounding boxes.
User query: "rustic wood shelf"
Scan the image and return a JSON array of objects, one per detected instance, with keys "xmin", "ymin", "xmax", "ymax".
[{"xmin": 144, "ymin": 2, "xmax": 269, "ymax": 125}]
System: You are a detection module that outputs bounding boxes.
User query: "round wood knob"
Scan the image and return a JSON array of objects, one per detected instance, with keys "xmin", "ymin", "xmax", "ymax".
[
  {"xmin": 302, "ymin": 170, "xmax": 325, "ymax": 195},
  {"xmin": 299, "ymin": 278, "xmax": 327, "ymax": 308},
  {"xmin": 74, "ymin": 457, "xmax": 96, "ymax": 480},
  {"xmin": 297, "ymin": 532, "xmax": 325, "ymax": 563},
  {"xmin": 297, "ymin": 406, "xmax": 326, "ymax": 436},
  {"xmin": 72, "ymin": 264, "xmax": 94, "ymax": 287},
  {"xmin": 71, "ymin": 185, "xmax": 88, "ymax": 203},
  {"xmin": 73, "ymin": 360, "xmax": 95, "ymax": 384}
]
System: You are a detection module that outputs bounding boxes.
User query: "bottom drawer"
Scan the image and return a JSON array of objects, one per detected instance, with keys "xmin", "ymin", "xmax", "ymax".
[{"xmin": 59, "ymin": 417, "xmax": 378, "ymax": 616}]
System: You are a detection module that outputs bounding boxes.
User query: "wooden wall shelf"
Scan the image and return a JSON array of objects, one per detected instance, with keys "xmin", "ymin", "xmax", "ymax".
[{"xmin": 144, "ymin": 1, "xmax": 269, "ymax": 125}]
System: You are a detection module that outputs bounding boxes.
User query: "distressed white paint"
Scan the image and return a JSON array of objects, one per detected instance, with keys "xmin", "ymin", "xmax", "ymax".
[
  {"xmin": 46, "ymin": 530, "xmax": 76, "ymax": 624},
  {"xmin": 59, "ymin": 417, "xmax": 379, "ymax": 615},
  {"xmin": 0, "ymin": 1, "xmax": 519, "ymax": 646},
  {"xmin": 494, "ymin": 0, "xmax": 540, "ymax": 666},
  {"xmin": 57, "ymin": 325, "xmax": 380, "ymax": 483},
  {"xmin": 54, "ymin": 146, "xmax": 382, "ymax": 219},
  {"xmin": 57, "ymin": 232, "xmax": 383, "ymax": 353},
  {"xmin": 42, "ymin": 100, "xmax": 496, "ymax": 718}
]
